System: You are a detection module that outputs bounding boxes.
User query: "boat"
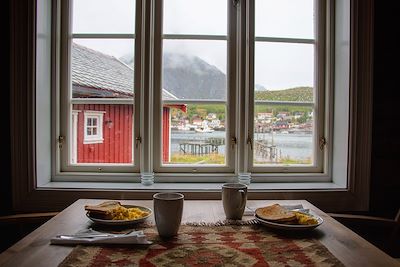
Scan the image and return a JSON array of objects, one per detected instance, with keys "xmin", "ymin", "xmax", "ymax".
[
  {"xmin": 177, "ymin": 125, "xmax": 191, "ymax": 131},
  {"xmin": 195, "ymin": 126, "xmax": 214, "ymax": 133}
]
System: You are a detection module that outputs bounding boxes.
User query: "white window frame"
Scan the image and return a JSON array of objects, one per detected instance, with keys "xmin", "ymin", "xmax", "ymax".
[
  {"xmin": 152, "ymin": 0, "xmax": 237, "ymax": 174},
  {"xmin": 57, "ymin": 0, "xmax": 142, "ymax": 174},
  {"xmin": 9, "ymin": 0, "xmax": 373, "ymax": 212},
  {"xmin": 83, "ymin": 111, "xmax": 104, "ymax": 144},
  {"xmin": 55, "ymin": 0, "xmax": 343, "ymax": 182},
  {"xmin": 247, "ymin": 0, "xmax": 327, "ymax": 175}
]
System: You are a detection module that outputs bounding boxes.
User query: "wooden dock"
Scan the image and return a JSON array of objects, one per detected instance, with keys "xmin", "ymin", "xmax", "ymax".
[
  {"xmin": 254, "ymin": 140, "xmax": 281, "ymax": 162},
  {"xmin": 179, "ymin": 138, "xmax": 225, "ymax": 155}
]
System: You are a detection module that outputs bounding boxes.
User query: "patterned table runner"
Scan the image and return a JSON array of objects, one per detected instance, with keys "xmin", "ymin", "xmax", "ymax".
[{"xmin": 59, "ymin": 224, "xmax": 344, "ymax": 267}]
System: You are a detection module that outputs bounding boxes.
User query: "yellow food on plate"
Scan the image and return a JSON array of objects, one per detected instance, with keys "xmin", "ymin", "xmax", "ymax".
[
  {"xmin": 255, "ymin": 203, "xmax": 319, "ymax": 225},
  {"xmin": 110, "ymin": 206, "xmax": 150, "ymax": 220},
  {"xmin": 85, "ymin": 201, "xmax": 150, "ymax": 220},
  {"xmin": 294, "ymin": 211, "xmax": 319, "ymax": 225}
]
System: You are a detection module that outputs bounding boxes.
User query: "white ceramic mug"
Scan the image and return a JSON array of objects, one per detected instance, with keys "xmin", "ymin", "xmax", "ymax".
[
  {"xmin": 153, "ymin": 192, "xmax": 184, "ymax": 238},
  {"xmin": 222, "ymin": 183, "xmax": 247, "ymax": 220}
]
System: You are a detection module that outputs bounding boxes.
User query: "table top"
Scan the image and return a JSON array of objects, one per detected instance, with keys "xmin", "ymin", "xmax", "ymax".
[{"xmin": 0, "ymin": 199, "xmax": 399, "ymax": 267}]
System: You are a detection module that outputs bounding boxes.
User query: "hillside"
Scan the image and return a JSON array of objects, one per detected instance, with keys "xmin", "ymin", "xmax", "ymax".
[{"xmin": 254, "ymin": 87, "xmax": 313, "ymax": 102}]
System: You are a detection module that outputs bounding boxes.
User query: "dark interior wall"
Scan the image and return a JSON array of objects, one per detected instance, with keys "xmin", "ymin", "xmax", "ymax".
[
  {"xmin": 1, "ymin": 1, "xmax": 398, "ymax": 216},
  {"xmin": 370, "ymin": 0, "xmax": 400, "ymax": 217},
  {"xmin": 1, "ymin": 0, "xmax": 12, "ymax": 216}
]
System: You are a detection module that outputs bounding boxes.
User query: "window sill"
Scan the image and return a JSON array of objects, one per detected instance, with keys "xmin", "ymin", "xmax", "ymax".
[
  {"xmin": 83, "ymin": 138, "xmax": 104, "ymax": 144},
  {"xmin": 39, "ymin": 181, "xmax": 346, "ymax": 191}
]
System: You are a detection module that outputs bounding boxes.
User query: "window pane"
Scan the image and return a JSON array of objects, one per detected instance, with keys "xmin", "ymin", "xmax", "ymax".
[
  {"xmin": 255, "ymin": 42, "xmax": 314, "ymax": 90},
  {"xmin": 163, "ymin": 104, "xmax": 226, "ymax": 165},
  {"xmin": 72, "ymin": 39, "xmax": 134, "ymax": 99},
  {"xmin": 87, "ymin": 118, "xmax": 92, "ymax": 126},
  {"xmin": 162, "ymin": 40, "xmax": 227, "ymax": 101},
  {"xmin": 163, "ymin": 0, "xmax": 227, "ymax": 35},
  {"xmin": 254, "ymin": 42, "xmax": 314, "ymax": 166},
  {"xmin": 70, "ymin": 40, "xmax": 135, "ymax": 164},
  {"xmin": 72, "ymin": 0, "xmax": 135, "ymax": 34},
  {"xmin": 253, "ymin": 105, "xmax": 314, "ymax": 165},
  {"xmin": 255, "ymin": 0, "xmax": 314, "ymax": 39},
  {"xmin": 72, "ymin": 104, "xmax": 134, "ymax": 164}
]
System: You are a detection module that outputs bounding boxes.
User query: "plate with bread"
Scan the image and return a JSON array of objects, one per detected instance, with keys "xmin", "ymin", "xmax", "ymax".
[
  {"xmin": 84, "ymin": 201, "xmax": 152, "ymax": 226},
  {"xmin": 254, "ymin": 204, "xmax": 323, "ymax": 230}
]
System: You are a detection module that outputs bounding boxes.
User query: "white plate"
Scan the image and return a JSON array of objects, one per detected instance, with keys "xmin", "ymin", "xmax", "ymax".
[
  {"xmin": 255, "ymin": 212, "xmax": 323, "ymax": 231},
  {"xmin": 86, "ymin": 205, "xmax": 152, "ymax": 226}
]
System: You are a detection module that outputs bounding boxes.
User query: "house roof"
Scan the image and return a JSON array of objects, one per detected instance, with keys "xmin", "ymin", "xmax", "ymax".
[{"xmin": 72, "ymin": 42, "xmax": 178, "ymax": 100}]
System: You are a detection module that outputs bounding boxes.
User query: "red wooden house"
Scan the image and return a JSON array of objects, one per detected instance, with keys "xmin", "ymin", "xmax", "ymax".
[{"xmin": 71, "ymin": 43, "xmax": 185, "ymax": 164}]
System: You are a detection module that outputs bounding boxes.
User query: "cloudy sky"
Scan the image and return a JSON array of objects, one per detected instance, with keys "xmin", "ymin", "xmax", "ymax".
[{"xmin": 73, "ymin": 0, "xmax": 314, "ymax": 90}]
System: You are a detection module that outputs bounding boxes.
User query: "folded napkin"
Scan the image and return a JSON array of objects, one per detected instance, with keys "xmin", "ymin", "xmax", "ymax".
[{"xmin": 51, "ymin": 228, "xmax": 152, "ymax": 245}]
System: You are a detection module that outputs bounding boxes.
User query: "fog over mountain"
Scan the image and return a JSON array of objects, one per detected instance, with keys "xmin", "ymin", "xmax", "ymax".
[
  {"xmin": 120, "ymin": 53, "xmax": 227, "ymax": 100},
  {"xmin": 120, "ymin": 53, "xmax": 278, "ymax": 100}
]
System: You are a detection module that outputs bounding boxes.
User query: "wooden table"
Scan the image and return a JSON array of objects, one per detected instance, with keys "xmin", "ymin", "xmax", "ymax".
[{"xmin": 0, "ymin": 199, "xmax": 399, "ymax": 267}]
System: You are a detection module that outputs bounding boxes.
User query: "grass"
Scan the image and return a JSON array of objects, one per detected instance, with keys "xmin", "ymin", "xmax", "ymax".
[
  {"xmin": 168, "ymin": 153, "xmax": 311, "ymax": 165},
  {"xmin": 280, "ymin": 157, "xmax": 312, "ymax": 165},
  {"xmin": 254, "ymin": 156, "xmax": 312, "ymax": 165},
  {"xmin": 168, "ymin": 153, "xmax": 225, "ymax": 164}
]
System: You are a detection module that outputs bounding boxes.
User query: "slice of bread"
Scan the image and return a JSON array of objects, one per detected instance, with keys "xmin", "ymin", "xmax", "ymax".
[
  {"xmin": 255, "ymin": 204, "xmax": 296, "ymax": 222},
  {"xmin": 84, "ymin": 201, "xmax": 122, "ymax": 219}
]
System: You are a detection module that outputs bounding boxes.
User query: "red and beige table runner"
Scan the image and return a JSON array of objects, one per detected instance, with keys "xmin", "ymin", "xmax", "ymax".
[{"xmin": 59, "ymin": 224, "xmax": 343, "ymax": 266}]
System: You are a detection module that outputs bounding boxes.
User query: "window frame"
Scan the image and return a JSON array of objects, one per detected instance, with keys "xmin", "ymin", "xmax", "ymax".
[
  {"xmin": 83, "ymin": 111, "xmax": 104, "ymax": 144},
  {"xmin": 10, "ymin": 0, "xmax": 373, "ymax": 212},
  {"xmin": 58, "ymin": 0, "xmax": 143, "ymax": 173},
  {"xmin": 152, "ymin": 0, "xmax": 237, "ymax": 174},
  {"xmin": 247, "ymin": 0, "xmax": 327, "ymax": 174},
  {"xmin": 57, "ymin": 0, "xmax": 331, "ymax": 178}
]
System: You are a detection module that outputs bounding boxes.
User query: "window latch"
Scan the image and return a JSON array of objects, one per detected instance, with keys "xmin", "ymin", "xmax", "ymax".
[
  {"xmin": 247, "ymin": 136, "xmax": 253, "ymax": 150},
  {"xmin": 231, "ymin": 137, "xmax": 237, "ymax": 149},
  {"xmin": 319, "ymin": 136, "xmax": 327, "ymax": 150},
  {"xmin": 135, "ymin": 136, "xmax": 142, "ymax": 148},
  {"xmin": 58, "ymin": 135, "xmax": 65, "ymax": 150}
]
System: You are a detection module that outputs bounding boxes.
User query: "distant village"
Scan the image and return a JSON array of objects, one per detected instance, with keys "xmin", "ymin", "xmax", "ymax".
[{"xmin": 170, "ymin": 109, "xmax": 313, "ymax": 134}]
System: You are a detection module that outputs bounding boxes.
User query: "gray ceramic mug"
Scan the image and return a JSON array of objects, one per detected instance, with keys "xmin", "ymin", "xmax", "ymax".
[
  {"xmin": 222, "ymin": 183, "xmax": 247, "ymax": 220},
  {"xmin": 153, "ymin": 192, "xmax": 184, "ymax": 238}
]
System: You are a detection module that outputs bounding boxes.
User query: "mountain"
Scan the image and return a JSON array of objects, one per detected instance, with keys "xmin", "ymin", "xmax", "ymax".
[
  {"xmin": 120, "ymin": 53, "xmax": 226, "ymax": 100},
  {"xmin": 255, "ymin": 84, "xmax": 267, "ymax": 91},
  {"xmin": 119, "ymin": 53, "xmax": 312, "ymax": 101},
  {"xmin": 255, "ymin": 87, "xmax": 313, "ymax": 102},
  {"xmin": 119, "ymin": 54, "xmax": 134, "ymax": 67}
]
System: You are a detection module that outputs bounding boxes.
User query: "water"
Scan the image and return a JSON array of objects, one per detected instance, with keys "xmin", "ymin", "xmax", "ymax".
[{"xmin": 170, "ymin": 130, "xmax": 313, "ymax": 160}]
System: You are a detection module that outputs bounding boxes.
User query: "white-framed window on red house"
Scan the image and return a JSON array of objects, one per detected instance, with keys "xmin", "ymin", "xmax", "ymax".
[{"xmin": 83, "ymin": 111, "xmax": 104, "ymax": 144}]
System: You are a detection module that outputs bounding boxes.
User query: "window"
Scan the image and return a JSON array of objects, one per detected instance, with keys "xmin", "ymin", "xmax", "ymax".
[
  {"xmin": 249, "ymin": 0, "xmax": 325, "ymax": 174},
  {"xmin": 83, "ymin": 111, "xmax": 104, "ymax": 144},
  {"xmin": 56, "ymin": 0, "xmax": 334, "ymax": 181},
  {"xmin": 12, "ymin": 0, "xmax": 373, "ymax": 210},
  {"xmin": 59, "ymin": 0, "xmax": 139, "ymax": 172},
  {"xmin": 153, "ymin": 0, "xmax": 235, "ymax": 173}
]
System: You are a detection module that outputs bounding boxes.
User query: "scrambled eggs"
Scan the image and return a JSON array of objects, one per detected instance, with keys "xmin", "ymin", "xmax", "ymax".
[
  {"xmin": 110, "ymin": 206, "xmax": 150, "ymax": 220},
  {"xmin": 294, "ymin": 211, "xmax": 319, "ymax": 225}
]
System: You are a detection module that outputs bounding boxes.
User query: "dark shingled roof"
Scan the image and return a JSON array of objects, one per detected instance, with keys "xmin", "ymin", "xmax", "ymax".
[{"xmin": 72, "ymin": 42, "xmax": 177, "ymax": 100}]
